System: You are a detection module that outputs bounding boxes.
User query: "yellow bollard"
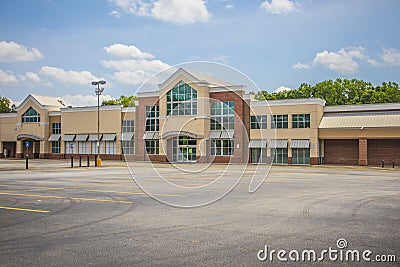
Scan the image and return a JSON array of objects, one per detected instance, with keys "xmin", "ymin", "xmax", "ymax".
[{"xmin": 96, "ymin": 157, "xmax": 102, "ymax": 167}]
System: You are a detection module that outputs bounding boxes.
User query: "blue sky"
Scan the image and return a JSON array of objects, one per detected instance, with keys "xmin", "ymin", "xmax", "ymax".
[{"xmin": 0, "ymin": 0, "xmax": 399, "ymax": 106}]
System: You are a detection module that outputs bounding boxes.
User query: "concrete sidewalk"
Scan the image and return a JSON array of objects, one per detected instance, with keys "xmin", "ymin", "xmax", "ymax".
[{"xmin": 0, "ymin": 158, "xmax": 127, "ymax": 171}]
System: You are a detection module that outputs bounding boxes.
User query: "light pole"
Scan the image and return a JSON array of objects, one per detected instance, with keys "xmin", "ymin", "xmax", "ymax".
[{"xmin": 92, "ymin": 80, "xmax": 106, "ymax": 166}]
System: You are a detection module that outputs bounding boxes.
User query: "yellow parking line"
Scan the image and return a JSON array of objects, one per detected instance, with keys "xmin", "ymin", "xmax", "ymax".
[
  {"xmin": 0, "ymin": 184, "xmax": 183, "ymax": 197},
  {"xmin": 85, "ymin": 189, "xmax": 184, "ymax": 197},
  {"xmin": 0, "ymin": 206, "xmax": 50, "ymax": 213},
  {"xmin": 0, "ymin": 192, "xmax": 133, "ymax": 204}
]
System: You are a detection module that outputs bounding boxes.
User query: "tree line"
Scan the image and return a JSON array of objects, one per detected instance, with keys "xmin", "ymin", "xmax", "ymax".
[
  {"xmin": 1, "ymin": 79, "xmax": 399, "ymax": 112},
  {"xmin": 254, "ymin": 79, "xmax": 400, "ymax": 105}
]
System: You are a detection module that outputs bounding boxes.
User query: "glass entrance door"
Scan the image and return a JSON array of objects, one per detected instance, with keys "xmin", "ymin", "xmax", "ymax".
[
  {"xmin": 250, "ymin": 148, "xmax": 266, "ymax": 163},
  {"xmin": 172, "ymin": 136, "xmax": 197, "ymax": 162}
]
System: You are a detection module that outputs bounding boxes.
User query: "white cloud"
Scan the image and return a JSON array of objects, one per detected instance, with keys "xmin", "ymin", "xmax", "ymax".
[
  {"xmin": 260, "ymin": 0, "xmax": 299, "ymax": 14},
  {"xmin": 225, "ymin": 4, "xmax": 234, "ymax": 10},
  {"xmin": 0, "ymin": 69, "xmax": 18, "ymax": 84},
  {"xmin": 101, "ymin": 59, "xmax": 170, "ymax": 72},
  {"xmin": 312, "ymin": 47, "xmax": 371, "ymax": 74},
  {"xmin": 19, "ymin": 72, "xmax": 42, "ymax": 83},
  {"xmin": 292, "ymin": 62, "xmax": 310, "ymax": 69},
  {"xmin": 61, "ymin": 94, "xmax": 113, "ymax": 107},
  {"xmin": 110, "ymin": 0, "xmax": 210, "ymax": 24},
  {"xmin": 39, "ymin": 66, "xmax": 101, "ymax": 85},
  {"xmin": 104, "ymin": 43, "xmax": 155, "ymax": 59},
  {"xmin": 274, "ymin": 86, "xmax": 292, "ymax": 93},
  {"xmin": 109, "ymin": 10, "xmax": 121, "ymax": 18},
  {"xmin": 0, "ymin": 41, "xmax": 43, "ymax": 62},
  {"xmin": 381, "ymin": 48, "xmax": 400, "ymax": 66},
  {"xmin": 101, "ymin": 59, "xmax": 171, "ymax": 85},
  {"xmin": 211, "ymin": 55, "xmax": 229, "ymax": 64}
]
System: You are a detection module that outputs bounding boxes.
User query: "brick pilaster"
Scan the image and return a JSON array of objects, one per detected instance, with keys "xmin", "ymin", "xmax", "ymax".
[{"xmin": 358, "ymin": 138, "xmax": 368, "ymax": 166}]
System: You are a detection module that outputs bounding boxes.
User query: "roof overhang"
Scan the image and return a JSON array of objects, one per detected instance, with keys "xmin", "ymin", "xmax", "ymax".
[
  {"xmin": 17, "ymin": 134, "xmax": 43, "ymax": 141},
  {"xmin": 161, "ymin": 131, "xmax": 204, "ymax": 139}
]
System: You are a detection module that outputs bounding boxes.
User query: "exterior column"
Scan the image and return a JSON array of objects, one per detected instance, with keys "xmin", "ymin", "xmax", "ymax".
[
  {"xmin": 16, "ymin": 141, "xmax": 23, "ymax": 158},
  {"xmin": 358, "ymin": 138, "xmax": 368, "ymax": 166}
]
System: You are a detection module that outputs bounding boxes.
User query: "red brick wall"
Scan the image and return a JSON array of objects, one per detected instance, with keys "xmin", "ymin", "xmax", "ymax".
[
  {"xmin": 133, "ymin": 97, "xmax": 159, "ymax": 161},
  {"xmin": 367, "ymin": 139, "xmax": 400, "ymax": 166},
  {"xmin": 209, "ymin": 91, "xmax": 249, "ymax": 163},
  {"xmin": 323, "ymin": 139, "xmax": 359, "ymax": 165}
]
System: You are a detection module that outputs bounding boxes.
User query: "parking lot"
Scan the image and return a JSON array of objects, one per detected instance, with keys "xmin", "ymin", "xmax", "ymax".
[{"xmin": 0, "ymin": 159, "xmax": 399, "ymax": 266}]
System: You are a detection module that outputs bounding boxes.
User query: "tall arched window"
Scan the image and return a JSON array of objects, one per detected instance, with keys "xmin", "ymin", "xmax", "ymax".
[
  {"xmin": 166, "ymin": 81, "xmax": 197, "ymax": 116},
  {"xmin": 22, "ymin": 107, "xmax": 40, "ymax": 122}
]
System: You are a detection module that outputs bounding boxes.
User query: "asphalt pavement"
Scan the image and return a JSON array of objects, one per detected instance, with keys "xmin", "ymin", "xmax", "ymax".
[{"xmin": 0, "ymin": 159, "xmax": 399, "ymax": 266}]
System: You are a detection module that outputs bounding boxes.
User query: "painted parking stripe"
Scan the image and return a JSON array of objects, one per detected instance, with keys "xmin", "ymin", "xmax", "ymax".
[
  {"xmin": 0, "ymin": 192, "xmax": 133, "ymax": 204},
  {"xmin": 0, "ymin": 206, "xmax": 50, "ymax": 213}
]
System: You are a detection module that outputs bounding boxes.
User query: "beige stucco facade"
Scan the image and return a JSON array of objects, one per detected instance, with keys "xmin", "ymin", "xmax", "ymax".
[{"xmin": 0, "ymin": 68, "xmax": 399, "ymax": 165}]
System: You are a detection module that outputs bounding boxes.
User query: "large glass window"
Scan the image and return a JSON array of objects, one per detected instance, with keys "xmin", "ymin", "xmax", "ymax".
[
  {"xmin": 65, "ymin": 141, "xmax": 76, "ymax": 154},
  {"xmin": 122, "ymin": 120, "xmax": 134, "ymax": 154},
  {"xmin": 122, "ymin": 141, "xmax": 134, "ymax": 154},
  {"xmin": 292, "ymin": 148, "xmax": 310, "ymax": 164},
  {"xmin": 91, "ymin": 141, "xmax": 104, "ymax": 154},
  {"xmin": 210, "ymin": 101, "xmax": 234, "ymax": 130},
  {"xmin": 271, "ymin": 115, "xmax": 288, "ymax": 129},
  {"xmin": 145, "ymin": 106, "xmax": 159, "ymax": 131},
  {"xmin": 250, "ymin": 148, "xmax": 267, "ymax": 163},
  {"xmin": 292, "ymin": 114, "xmax": 310, "ymax": 128},
  {"xmin": 250, "ymin": 115, "xmax": 267, "ymax": 129},
  {"xmin": 211, "ymin": 139, "xmax": 234, "ymax": 156},
  {"xmin": 122, "ymin": 120, "xmax": 134, "ymax": 132},
  {"xmin": 145, "ymin": 140, "xmax": 159, "ymax": 155},
  {"xmin": 166, "ymin": 81, "xmax": 197, "ymax": 116},
  {"xmin": 22, "ymin": 107, "xmax": 40, "ymax": 123},
  {"xmin": 271, "ymin": 148, "xmax": 288, "ymax": 164},
  {"xmin": 52, "ymin": 141, "xmax": 60, "ymax": 153},
  {"xmin": 52, "ymin": 122, "xmax": 61, "ymax": 134},
  {"xmin": 105, "ymin": 141, "xmax": 116, "ymax": 154},
  {"xmin": 78, "ymin": 141, "xmax": 89, "ymax": 154}
]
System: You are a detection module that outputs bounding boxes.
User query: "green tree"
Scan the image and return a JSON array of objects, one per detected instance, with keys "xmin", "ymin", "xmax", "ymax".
[
  {"xmin": 0, "ymin": 95, "xmax": 15, "ymax": 113},
  {"xmin": 102, "ymin": 95, "xmax": 138, "ymax": 107},
  {"xmin": 254, "ymin": 79, "xmax": 400, "ymax": 105}
]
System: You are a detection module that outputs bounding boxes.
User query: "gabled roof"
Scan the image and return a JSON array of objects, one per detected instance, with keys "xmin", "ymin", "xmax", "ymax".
[
  {"xmin": 157, "ymin": 68, "xmax": 244, "ymax": 91},
  {"xmin": 16, "ymin": 94, "xmax": 64, "ymax": 111},
  {"xmin": 184, "ymin": 69, "xmax": 235, "ymax": 87}
]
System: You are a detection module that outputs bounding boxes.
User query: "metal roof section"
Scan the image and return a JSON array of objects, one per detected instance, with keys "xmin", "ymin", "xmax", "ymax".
[
  {"xmin": 319, "ymin": 114, "xmax": 400, "ymax": 129},
  {"xmin": 48, "ymin": 134, "xmax": 61, "ymax": 141},
  {"xmin": 291, "ymin": 139, "xmax": 310, "ymax": 148},
  {"xmin": 269, "ymin": 139, "xmax": 288, "ymax": 148},
  {"xmin": 88, "ymin": 134, "xmax": 102, "ymax": 141},
  {"xmin": 143, "ymin": 131, "xmax": 156, "ymax": 140},
  {"xmin": 119, "ymin": 132, "xmax": 134, "ymax": 141},
  {"xmin": 137, "ymin": 91, "xmax": 160, "ymax": 98},
  {"xmin": 102, "ymin": 133, "xmax": 116, "ymax": 141},
  {"xmin": 60, "ymin": 105, "xmax": 123, "ymax": 113},
  {"xmin": 220, "ymin": 130, "xmax": 234, "ymax": 139},
  {"xmin": 250, "ymin": 98, "xmax": 326, "ymax": 107},
  {"xmin": 75, "ymin": 134, "xmax": 89, "ymax": 141},
  {"xmin": 122, "ymin": 107, "xmax": 136, "ymax": 113},
  {"xmin": 63, "ymin": 134, "xmax": 75, "ymax": 141},
  {"xmin": 0, "ymin": 113, "xmax": 17, "ymax": 118},
  {"xmin": 248, "ymin": 139, "xmax": 267, "ymax": 148},
  {"xmin": 324, "ymin": 102, "xmax": 400, "ymax": 113},
  {"xmin": 208, "ymin": 130, "xmax": 222, "ymax": 139}
]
